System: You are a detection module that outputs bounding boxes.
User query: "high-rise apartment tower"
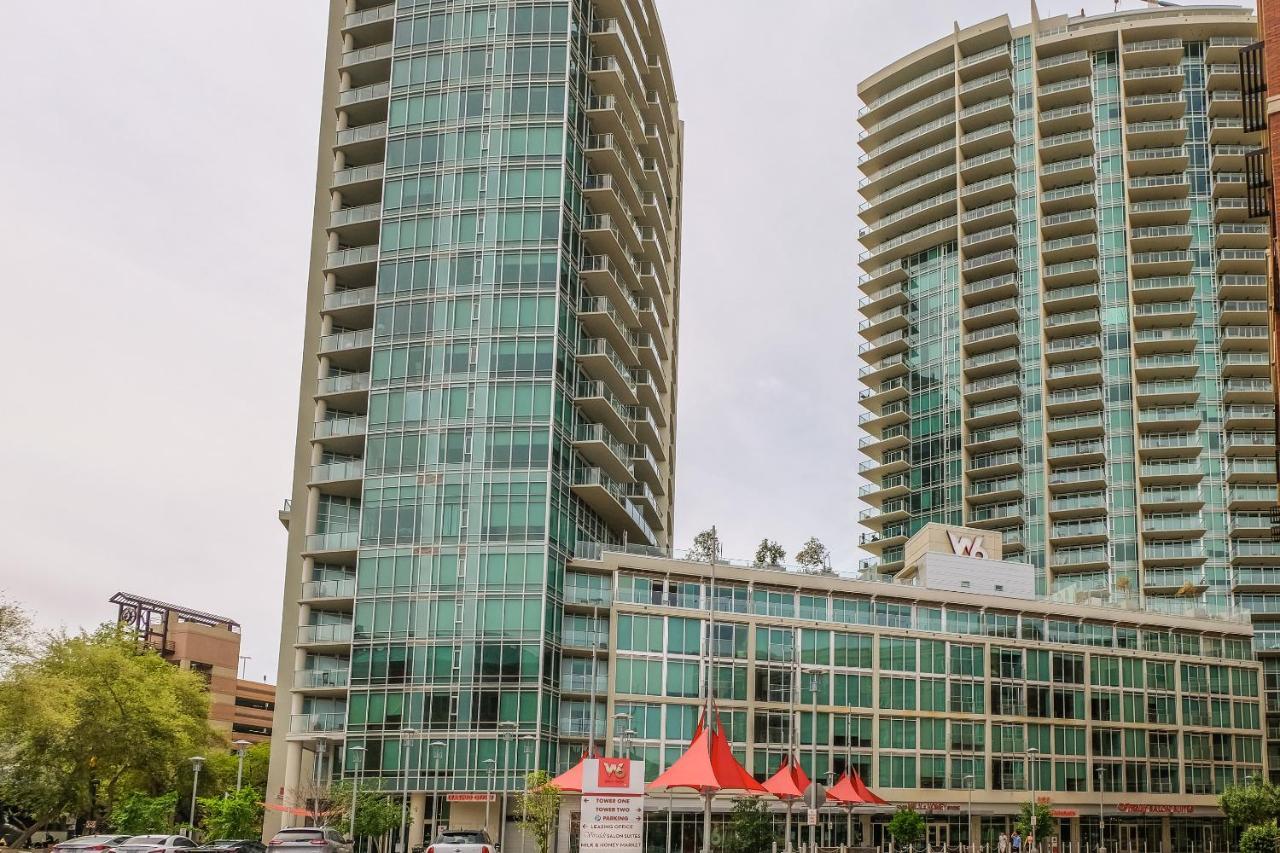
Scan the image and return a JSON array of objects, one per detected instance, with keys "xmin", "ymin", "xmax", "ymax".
[
  {"xmin": 856, "ymin": 5, "xmax": 1274, "ymax": 610},
  {"xmin": 266, "ymin": 0, "xmax": 682, "ymax": 840}
]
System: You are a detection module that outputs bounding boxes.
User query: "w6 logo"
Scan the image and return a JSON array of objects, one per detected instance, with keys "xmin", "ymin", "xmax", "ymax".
[
  {"xmin": 947, "ymin": 531, "xmax": 989, "ymax": 560},
  {"xmin": 598, "ymin": 759, "xmax": 630, "ymax": 787}
]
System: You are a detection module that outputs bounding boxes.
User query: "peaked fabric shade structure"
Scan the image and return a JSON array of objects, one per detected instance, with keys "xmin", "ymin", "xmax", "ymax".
[
  {"xmin": 648, "ymin": 718, "xmax": 766, "ymax": 793},
  {"xmin": 762, "ymin": 757, "xmax": 806, "ymax": 799},
  {"xmin": 548, "ymin": 758, "xmax": 585, "ymax": 792},
  {"xmin": 825, "ymin": 771, "xmax": 865, "ymax": 804},
  {"xmin": 851, "ymin": 771, "xmax": 891, "ymax": 806},
  {"xmin": 545, "ymin": 749, "xmax": 600, "ymax": 793}
]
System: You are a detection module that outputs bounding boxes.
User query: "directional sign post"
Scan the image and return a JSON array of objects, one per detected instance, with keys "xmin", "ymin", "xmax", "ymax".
[{"xmin": 803, "ymin": 783, "xmax": 827, "ymax": 850}]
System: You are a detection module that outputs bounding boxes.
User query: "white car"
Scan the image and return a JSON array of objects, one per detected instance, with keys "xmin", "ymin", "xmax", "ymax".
[
  {"xmin": 426, "ymin": 830, "xmax": 495, "ymax": 853},
  {"xmin": 113, "ymin": 836, "xmax": 198, "ymax": 853}
]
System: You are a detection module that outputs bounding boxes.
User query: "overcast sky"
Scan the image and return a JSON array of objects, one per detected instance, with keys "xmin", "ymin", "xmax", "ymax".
[{"xmin": 0, "ymin": 0, "xmax": 1253, "ymax": 678}]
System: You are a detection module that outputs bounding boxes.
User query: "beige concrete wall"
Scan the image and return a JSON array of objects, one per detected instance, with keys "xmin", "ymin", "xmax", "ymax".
[{"xmin": 264, "ymin": 0, "xmax": 347, "ymax": 836}]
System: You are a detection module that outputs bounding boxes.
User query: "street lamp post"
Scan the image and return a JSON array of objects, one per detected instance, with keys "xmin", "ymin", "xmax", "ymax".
[
  {"xmin": 349, "ymin": 745, "xmax": 367, "ymax": 847},
  {"xmin": 613, "ymin": 713, "xmax": 632, "ymax": 756},
  {"xmin": 232, "ymin": 740, "xmax": 252, "ymax": 793},
  {"xmin": 964, "ymin": 775, "xmax": 975, "ymax": 853},
  {"xmin": 399, "ymin": 728, "xmax": 419, "ymax": 853},
  {"xmin": 482, "ymin": 758, "xmax": 498, "ymax": 838},
  {"xmin": 429, "ymin": 741, "xmax": 447, "ymax": 844},
  {"xmin": 1026, "ymin": 748, "xmax": 1040, "ymax": 853},
  {"xmin": 499, "ymin": 723, "xmax": 517, "ymax": 852},
  {"xmin": 1096, "ymin": 767, "xmax": 1105, "ymax": 853},
  {"xmin": 188, "ymin": 756, "xmax": 205, "ymax": 838},
  {"xmin": 314, "ymin": 736, "xmax": 331, "ymax": 813},
  {"xmin": 804, "ymin": 668, "xmax": 822, "ymax": 853}
]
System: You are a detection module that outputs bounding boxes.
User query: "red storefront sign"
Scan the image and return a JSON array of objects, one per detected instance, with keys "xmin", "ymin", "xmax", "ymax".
[{"xmin": 1117, "ymin": 804, "xmax": 1194, "ymax": 815}]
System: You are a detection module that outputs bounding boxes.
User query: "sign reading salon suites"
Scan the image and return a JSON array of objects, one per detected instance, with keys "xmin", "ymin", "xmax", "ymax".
[{"xmin": 580, "ymin": 759, "xmax": 645, "ymax": 853}]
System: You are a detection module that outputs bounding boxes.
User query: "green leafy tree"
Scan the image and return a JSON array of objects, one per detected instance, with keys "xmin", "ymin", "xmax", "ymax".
[
  {"xmin": 724, "ymin": 796, "xmax": 776, "ymax": 853},
  {"xmin": 753, "ymin": 540, "xmax": 786, "ymax": 567},
  {"xmin": 1221, "ymin": 781, "xmax": 1280, "ymax": 829},
  {"xmin": 326, "ymin": 783, "xmax": 400, "ymax": 847},
  {"xmin": 199, "ymin": 787, "xmax": 264, "ymax": 840},
  {"xmin": 687, "ymin": 527, "xmax": 722, "ymax": 562},
  {"xmin": 110, "ymin": 791, "xmax": 178, "ymax": 835},
  {"xmin": 202, "ymin": 742, "xmax": 271, "ymax": 798},
  {"xmin": 795, "ymin": 538, "xmax": 831, "ymax": 572},
  {"xmin": 0, "ymin": 594, "xmax": 33, "ymax": 675},
  {"xmin": 886, "ymin": 808, "xmax": 925, "ymax": 847},
  {"xmin": 1013, "ymin": 802, "xmax": 1057, "ymax": 840},
  {"xmin": 0, "ymin": 625, "xmax": 221, "ymax": 846},
  {"xmin": 516, "ymin": 771, "xmax": 561, "ymax": 853},
  {"xmin": 1240, "ymin": 822, "xmax": 1280, "ymax": 853}
]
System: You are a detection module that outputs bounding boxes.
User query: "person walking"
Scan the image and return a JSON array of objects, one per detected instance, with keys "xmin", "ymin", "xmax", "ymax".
[
  {"xmin": 998, "ymin": 833, "xmax": 1009, "ymax": 853},
  {"xmin": 1012, "ymin": 831, "xmax": 1023, "ymax": 853}
]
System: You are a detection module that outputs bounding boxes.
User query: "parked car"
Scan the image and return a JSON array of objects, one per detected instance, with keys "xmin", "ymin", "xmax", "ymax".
[
  {"xmin": 51, "ymin": 837, "xmax": 130, "ymax": 853},
  {"xmin": 113, "ymin": 836, "xmax": 198, "ymax": 853},
  {"xmin": 195, "ymin": 841, "xmax": 266, "ymax": 853},
  {"xmin": 52, "ymin": 836, "xmax": 132, "ymax": 853},
  {"xmin": 266, "ymin": 828, "xmax": 349, "ymax": 853},
  {"xmin": 426, "ymin": 830, "xmax": 494, "ymax": 853}
]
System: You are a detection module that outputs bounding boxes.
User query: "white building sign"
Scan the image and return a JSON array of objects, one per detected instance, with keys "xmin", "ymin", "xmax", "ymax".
[{"xmin": 580, "ymin": 759, "xmax": 645, "ymax": 853}]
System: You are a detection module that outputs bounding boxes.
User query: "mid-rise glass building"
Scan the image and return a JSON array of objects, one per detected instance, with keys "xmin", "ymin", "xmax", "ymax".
[
  {"xmin": 265, "ymin": 0, "xmax": 682, "ymax": 842},
  {"xmin": 559, "ymin": 529, "xmax": 1263, "ymax": 853},
  {"xmin": 854, "ymin": 5, "xmax": 1280, "ymax": 770}
]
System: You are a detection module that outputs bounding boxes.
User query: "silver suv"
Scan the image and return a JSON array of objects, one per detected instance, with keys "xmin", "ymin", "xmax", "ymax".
[
  {"xmin": 267, "ymin": 828, "xmax": 351, "ymax": 853},
  {"xmin": 114, "ymin": 837, "xmax": 198, "ymax": 853}
]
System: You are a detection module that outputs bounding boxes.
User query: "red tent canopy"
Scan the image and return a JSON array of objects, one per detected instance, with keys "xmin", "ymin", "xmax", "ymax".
[
  {"xmin": 762, "ymin": 757, "xmax": 805, "ymax": 799},
  {"xmin": 548, "ymin": 758, "xmax": 585, "ymax": 792},
  {"xmin": 546, "ymin": 749, "xmax": 600, "ymax": 793},
  {"xmin": 851, "ymin": 771, "xmax": 891, "ymax": 806},
  {"xmin": 649, "ymin": 722, "xmax": 766, "ymax": 793},
  {"xmin": 825, "ymin": 772, "xmax": 865, "ymax": 805},
  {"xmin": 789, "ymin": 757, "xmax": 812, "ymax": 795}
]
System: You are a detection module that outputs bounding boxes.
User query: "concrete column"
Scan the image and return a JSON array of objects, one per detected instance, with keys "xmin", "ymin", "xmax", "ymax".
[
  {"xmin": 283, "ymin": 740, "xmax": 304, "ymax": 829},
  {"xmin": 1159, "ymin": 817, "xmax": 1171, "ymax": 853},
  {"xmin": 409, "ymin": 794, "xmax": 427, "ymax": 851}
]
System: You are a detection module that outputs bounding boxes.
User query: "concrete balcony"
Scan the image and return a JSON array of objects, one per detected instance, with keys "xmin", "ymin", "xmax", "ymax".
[
  {"xmin": 1127, "ymin": 173, "xmax": 1189, "ymax": 202},
  {"xmin": 1035, "ymin": 50, "xmax": 1090, "ymax": 84},
  {"xmin": 1137, "ymin": 406, "xmax": 1202, "ymax": 432},
  {"xmin": 1132, "ymin": 300, "xmax": 1195, "ymax": 329},
  {"xmin": 1125, "ymin": 92, "xmax": 1185, "ymax": 121},
  {"xmin": 295, "ymin": 668, "xmax": 351, "ymax": 695},
  {"xmin": 573, "ymin": 422, "xmax": 633, "ymax": 483},
  {"xmin": 290, "ymin": 712, "xmax": 346, "ymax": 735},
  {"xmin": 572, "ymin": 466, "xmax": 655, "ymax": 545},
  {"xmin": 577, "ymin": 336, "xmax": 638, "ymax": 404},
  {"xmin": 1123, "ymin": 65, "xmax": 1183, "ymax": 95},
  {"xmin": 302, "ymin": 531, "xmax": 358, "ymax": 561},
  {"xmin": 1037, "ymin": 76, "xmax": 1092, "ymax": 110},
  {"xmin": 297, "ymin": 623, "xmax": 354, "ymax": 650},
  {"xmin": 309, "ymin": 459, "xmax": 364, "ymax": 497}
]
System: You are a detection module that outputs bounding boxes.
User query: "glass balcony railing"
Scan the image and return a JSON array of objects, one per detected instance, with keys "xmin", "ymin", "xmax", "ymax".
[
  {"xmin": 302, "ymin": 578, "xmax": 356, "ymax": 599},
  {"xmin": 290, "ymin": 712, "xmax": 346, "ymax": 734},
  {"xmin": 305, "ymin": 531, "xmax": 358, "ymax": 552},
  {"xmin": 298, "ymin": 623, "xmax": 353, "ymax": 644},
  {"xmin": 311, "ymin": 460, "xmax": 364, "ymax": 483},
  {"xmin": 295, "ymin": 668, "xmax": 350, "ymax": 690}
]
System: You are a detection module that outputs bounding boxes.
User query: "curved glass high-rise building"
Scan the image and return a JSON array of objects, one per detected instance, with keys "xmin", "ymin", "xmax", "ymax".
[
  {"xmin": 266, "ymin": 0, "xmax": 682, "ymax": 841},
  {"xmin": 856, "ymin": 2, "xmax": 1280, "ymax": 776},
  {"xmin": 856, "ymin": 5, "xmax": 1269, "ymax": 606}
]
